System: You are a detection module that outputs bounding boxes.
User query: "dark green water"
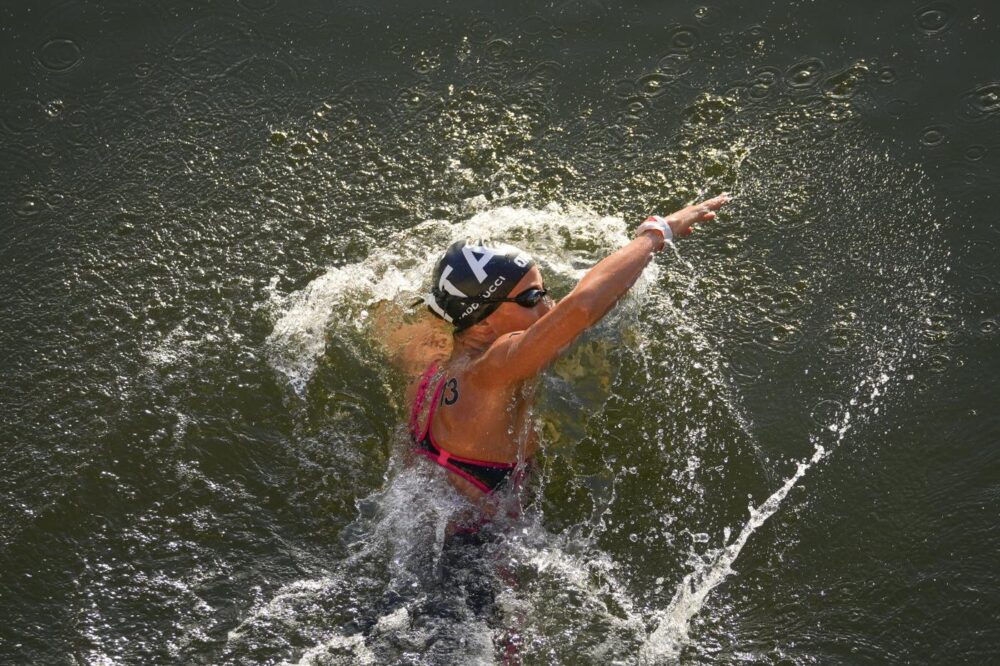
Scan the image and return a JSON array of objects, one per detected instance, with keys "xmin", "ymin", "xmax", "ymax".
[{"xmin": 2, "ymin": 0, "xmax": 998, "ymax": 663}]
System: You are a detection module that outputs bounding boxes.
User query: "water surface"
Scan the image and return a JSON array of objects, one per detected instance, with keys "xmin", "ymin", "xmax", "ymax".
[{"xmin": 1, "ymin": 0, "xmax": 998, "ymax": 663}]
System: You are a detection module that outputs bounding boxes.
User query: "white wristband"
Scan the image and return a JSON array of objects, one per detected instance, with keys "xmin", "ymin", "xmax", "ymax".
[{"xmin": 636, "ymin": 216, "xmax": 673, "ymax": 247}]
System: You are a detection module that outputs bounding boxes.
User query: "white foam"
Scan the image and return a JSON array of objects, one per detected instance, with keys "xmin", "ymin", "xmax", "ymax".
[
  {"xmin": 283, "ymin": 632, "xmax": 376, "ymax": 666},
  {"xmin": 265, "ymin": 205, "xmax": 638, "ymax": 395},
  {"xmin": 639, "ymin": 366, "xmax": 900, "ymax": 662},
  {"xmin": 640, "ymin": 443, "xmax": 828, "ymax": 662}
]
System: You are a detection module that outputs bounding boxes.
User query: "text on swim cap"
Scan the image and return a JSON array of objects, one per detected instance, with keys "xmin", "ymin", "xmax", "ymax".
[
  {"xmin": 437, "ymin": 264, "xmax": 467, "ymax": 298},
  {"xmin": 461, "ymin": 244, "xmax": 497, "ymax": 283},
  {"xmin": 425, "ymin": 295, "xmax": 452, "ymax": 322},
  {"xmin": 458, "ymin": 275, "xmax": 507, "ymax": 320},
  {"xmin": 481, "ymin": 275, "xmax": 507, "ymax": 297}
]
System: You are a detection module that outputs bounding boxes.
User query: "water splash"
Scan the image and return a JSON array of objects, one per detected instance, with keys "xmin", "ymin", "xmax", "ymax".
[
  {"xmin": 265, "ymin": 205, "xmax": 644, "ymax": 395},
  {"xmin": 639, "ymin": 369, "xmax": 893, "ymax": 662},
  {"xmin": 640, "ymin": 443, "xmax": 828, "ymax": 662}
]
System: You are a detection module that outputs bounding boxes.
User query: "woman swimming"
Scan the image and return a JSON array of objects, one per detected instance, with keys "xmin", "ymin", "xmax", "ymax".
[{"xmin": 393, "ymin": 195, "xmax": 730, "ymax": 508}]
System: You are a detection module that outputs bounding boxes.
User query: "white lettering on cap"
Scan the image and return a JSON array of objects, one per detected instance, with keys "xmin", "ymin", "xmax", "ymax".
[
  {"xmin": 437, "ymin": 264, "xmax": 467, "ymax": 298},
  {"xmin": 425, "ymin": 294, "xmax": 453, "ymax": 322},
  {"xmin": 461, "ymin": 244, "xmax": 497, "ymax": 284}
]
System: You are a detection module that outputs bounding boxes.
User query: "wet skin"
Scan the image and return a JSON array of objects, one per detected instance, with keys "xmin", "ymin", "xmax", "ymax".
[{"xmin": 401, "ymin": 195, "xmax": 729, "ymax": 503}]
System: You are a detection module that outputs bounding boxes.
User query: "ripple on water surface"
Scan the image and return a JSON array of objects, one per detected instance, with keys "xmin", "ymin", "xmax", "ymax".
[
  {"xmin": 959, "ymin": 83, "xmax": 1000, "ymax": 121},
  {"xmin": 914, "ymin": 2, "xmax": 956, "ymax": 35},
  {"xmin": 785, "ymin": 57, "xmax": 826, "ymax": 90},
  {"xmin": 36, "ymin": 38, "xmax": 83, "ymax": 72},
  {"xmin": 0, "ymin": 4, "xmax": 971, "ymax": 662}
]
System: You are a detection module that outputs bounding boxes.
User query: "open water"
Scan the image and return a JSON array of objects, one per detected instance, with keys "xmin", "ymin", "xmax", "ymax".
[{"xmin": 1, "ymin": 1, "xmax": 998, "ymax": 664}]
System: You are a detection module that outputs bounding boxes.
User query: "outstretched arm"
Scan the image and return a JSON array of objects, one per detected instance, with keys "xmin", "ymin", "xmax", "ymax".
[{"xmin": 475, "ymin": 194, "xmax": 729, "ymax": 385}]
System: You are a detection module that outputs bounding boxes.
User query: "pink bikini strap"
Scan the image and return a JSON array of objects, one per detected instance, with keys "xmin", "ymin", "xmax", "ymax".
[{"xmin": 409, "ymin": 362, "xmax": 442, "ymax": 436}]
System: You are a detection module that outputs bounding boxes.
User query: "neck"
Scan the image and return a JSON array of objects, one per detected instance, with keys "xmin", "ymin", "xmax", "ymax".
[{"xmin": 453, "ymin": 328, "xmax": 495, "ymax": 356}]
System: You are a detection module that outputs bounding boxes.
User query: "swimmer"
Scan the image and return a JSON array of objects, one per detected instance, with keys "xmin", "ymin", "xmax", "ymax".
[{"xmin": 387, "ymin": 195, "xmax": 730, "ymax": 509}]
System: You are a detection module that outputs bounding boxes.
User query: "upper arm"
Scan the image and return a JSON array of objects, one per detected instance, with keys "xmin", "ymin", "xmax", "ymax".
[
  {"xmin": 471, "ymin": 295, "xmax": 596, "ymax": 386},
  {"xmin": 467, "ymin": 233, "xmax": 661, "ymax": 387}
]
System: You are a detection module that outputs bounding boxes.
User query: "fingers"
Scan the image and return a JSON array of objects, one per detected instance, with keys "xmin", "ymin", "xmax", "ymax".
[{"xmin": 702, "ymin": 193, "xmax": 730, "ymax": 210}]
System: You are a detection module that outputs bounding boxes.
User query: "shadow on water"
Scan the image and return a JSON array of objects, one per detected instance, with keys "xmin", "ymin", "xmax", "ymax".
[{"xmin": 1, "ymin": 0, "xmax": 993, "ymax": 664}]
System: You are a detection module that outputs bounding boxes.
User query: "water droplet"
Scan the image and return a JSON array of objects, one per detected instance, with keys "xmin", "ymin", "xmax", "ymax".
[
  {"xmin": 135, "ymin": 62, "xmax": 154, "ymax": 78},
  {"xmin": 637, "ymin": 73, "xmax": 672, "ymax": 98},
  {"xmin": 749, "ymin": 83, "xmax": 770, "ymax": 100},
  {"xmin": 920, "ymin": 125, "xmax": 947, "ymax": 146},
  {"xmin": 824, "ymin": 65, "xmax": 866, "ymax": 99},
  {"xmin": 914, "ymin": 2, "xmax": 955, "ymax": 34},
  {"xmin": 964, "ymin": 145, "xmax": 987, "ymax": 161},
  {"xmin": 413, "ymin": 52, "xmax": 440, "ymax": 74},
  {"xmin": 960, "ymin": 83, "xmax": 1000, "ymax": 120},
  {"xmin": 37, "ymin": 38, "xmax": 82, "ymax": 72},
  {"xmin": 657, "ymin": 52, "xmax": 690, "ymax": 75},
  {"xmin": 785, "ymin": 58, "xmax": 825, "ymax": 89},
  {"xmin": 824, "ymin": 323, "xmax": 854, "ymax": 354},
  {"xmin": 877, "ymin": 66, "xmax": 897, "ymax": 84},
  {"xmin": 978, "ymin": 319, "xmax": 997, "ymax": 336},
  {"xmin": 773, "ymin": 290, "xmax": 804, "ymax": 315},
  {"xmin": 693, "ymin": 5, "xmax": 722, "ymax": 25},
  {"xmin": 14, "ymin": 194, "xmax": 45, "ymax": 217},
  {"xmin": 486, "ymin": 38, "xmax": 511, "ymax": 59},
  {"xmin": 759, "ymin": 322, "xmax": 803, "ymax": 353},
  {"xmin": 667, "ymin": 26, "xmax": 699, "ymax": 52},
  {"xmin": 624, "ymin": 97, "xmax": 648, "ymax": 119},
  {"xmin": 43, "ymin": 99, "xmax": 64, "ymax": 118},
  {"xmin": 398, "ymin": 88, "xmax": 424, "ymax": 108},
  {"xmin": 753, "ymin": 67, "xmax": 781, "ymax": 87},
  {"xmin": 926, "ymin": 354, "xmax": 950, "ymax": 373}
]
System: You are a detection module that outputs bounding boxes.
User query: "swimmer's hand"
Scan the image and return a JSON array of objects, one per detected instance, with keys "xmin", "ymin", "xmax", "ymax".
[{"xmin": 664, "ymin": 193, "xmax": 730, "ymax": 238}]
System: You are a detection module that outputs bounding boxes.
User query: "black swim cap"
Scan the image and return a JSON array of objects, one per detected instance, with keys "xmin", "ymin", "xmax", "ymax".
[{"xmin": 425, "ymin": 240, "xmax": 534, "ymax": 331}]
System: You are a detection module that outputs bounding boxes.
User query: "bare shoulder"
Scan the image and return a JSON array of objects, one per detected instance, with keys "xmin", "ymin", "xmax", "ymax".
[
  {"xmin": 461, "ymin": 331, "xmax": 525, "ymax": 387},
  {"xmin": 370, "ymin": 300, "xmax": 453, "ymax": 381}
]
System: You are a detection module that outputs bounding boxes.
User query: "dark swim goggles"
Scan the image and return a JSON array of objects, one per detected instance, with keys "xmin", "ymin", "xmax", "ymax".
[
  {"xmin": 450, "ymin": 287, "xmax": 548, "ymax": 307},
  {"xmin": 480, "ymin": 287, "xmax": 548, "ymax": 307},
  {"xmin": 418, "ymin": 288, "xmax": 549, "ymax": 317}
]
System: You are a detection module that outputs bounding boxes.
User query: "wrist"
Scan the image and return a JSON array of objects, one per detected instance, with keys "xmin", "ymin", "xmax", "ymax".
[{"xmin": 635, "ymin": 216, "xmax": 673, "ymax": 251}]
